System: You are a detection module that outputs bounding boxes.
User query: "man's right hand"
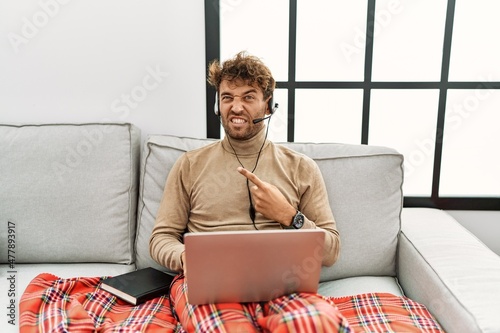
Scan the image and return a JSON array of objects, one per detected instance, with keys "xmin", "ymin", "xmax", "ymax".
[{"xmin": 237, "ymin": 167, "xmax": 296, "ymax": 226}]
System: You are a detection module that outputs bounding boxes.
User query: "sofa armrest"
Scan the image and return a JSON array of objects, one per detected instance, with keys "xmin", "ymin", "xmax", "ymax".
[{"xmin": 398, "ymin": 208, "xmax": 500, "ymax": 333}]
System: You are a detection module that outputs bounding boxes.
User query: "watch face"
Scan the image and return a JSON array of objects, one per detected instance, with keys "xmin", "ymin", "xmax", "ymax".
[{"xmin": 293, "ymin": 212, "xmax": 305, "ymax": 229}]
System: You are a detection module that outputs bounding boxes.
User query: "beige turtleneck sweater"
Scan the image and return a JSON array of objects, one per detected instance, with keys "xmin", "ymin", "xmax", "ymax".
[{"xmin": 149, "ymin": 128, "xmax": 340, "ymax": 272}]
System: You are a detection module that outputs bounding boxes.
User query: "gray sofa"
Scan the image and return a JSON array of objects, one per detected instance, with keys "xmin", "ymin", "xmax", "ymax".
[{"xmin": 1, "ymin": 123, "xmax": 499, "ymax": 332}]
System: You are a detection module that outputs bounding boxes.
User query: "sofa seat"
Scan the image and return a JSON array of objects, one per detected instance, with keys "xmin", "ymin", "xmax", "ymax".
[
  {"xmin": 319, "ymin": 276, "xmax": 404, "ymax": 298},
  {"xmin": 1, "ymin": 263, "xmax": 136, "ymax": 302}
]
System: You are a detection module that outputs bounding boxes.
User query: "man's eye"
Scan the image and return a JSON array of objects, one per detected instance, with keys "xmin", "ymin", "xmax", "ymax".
[
  {"xmin": 244, "ymin": 95, "xmax": 255, "ymax": 101},
  {"xmin": 221, "ymin": 96, "xmax": 232, "ymax": 102}
]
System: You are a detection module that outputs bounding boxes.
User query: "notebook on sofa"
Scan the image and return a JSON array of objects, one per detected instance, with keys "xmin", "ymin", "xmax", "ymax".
[{"xmin": 184, "ymin": 229, "xmax": 325, "ymax": 305}]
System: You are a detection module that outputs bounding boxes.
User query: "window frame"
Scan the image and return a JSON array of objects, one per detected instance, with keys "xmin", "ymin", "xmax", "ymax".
[{"xmin": 204, "ymin": 0, "xmax": 500, "ymax": 211}]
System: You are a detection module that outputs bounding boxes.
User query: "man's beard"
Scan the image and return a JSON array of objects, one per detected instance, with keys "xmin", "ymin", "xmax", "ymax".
[{"xmin": 222, "ymin": 120, "xmax": 261, "ymax": 141}]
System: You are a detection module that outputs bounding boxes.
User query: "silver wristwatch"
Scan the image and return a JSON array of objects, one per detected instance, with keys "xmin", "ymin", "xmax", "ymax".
[{"xmin": 291, "ymin": 210, "xmax": 305, "ymax": 229}]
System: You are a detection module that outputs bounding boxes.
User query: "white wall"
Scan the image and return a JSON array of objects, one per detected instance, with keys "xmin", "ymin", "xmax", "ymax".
[
  {"xmin": 0, "ymin": 0, "xmax": 207, "ymax": 140},
  {"xmin": 448, "ymin": 210, "xmax": 500, "ymax": 256}
]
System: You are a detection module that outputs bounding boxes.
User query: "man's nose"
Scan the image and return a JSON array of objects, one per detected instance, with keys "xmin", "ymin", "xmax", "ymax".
[{"xmin": 231, "ymin": 97, "xmax": 244, "ymax": 112}]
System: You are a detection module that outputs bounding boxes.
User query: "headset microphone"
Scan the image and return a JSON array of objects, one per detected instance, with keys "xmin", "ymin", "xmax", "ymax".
[
  {"xmin": 252, "ymin": 102, "xmax": 279, "ymax": 124},
  {"xmin": 252, "ymin": 115, "xmax": 272, "ymax": 124}
]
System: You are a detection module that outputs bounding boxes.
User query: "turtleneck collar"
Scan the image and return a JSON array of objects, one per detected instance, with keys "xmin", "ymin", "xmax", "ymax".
[{"xmin": 221, "ymin": 126, "xmax": 270, "ymax": 157}]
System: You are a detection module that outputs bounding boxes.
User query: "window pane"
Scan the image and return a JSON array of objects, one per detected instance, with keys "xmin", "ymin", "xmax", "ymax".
[
  {"xmin": 369, "ymin": 90, "xmax": 440, "ymax": 196},
  {"xmin": 295, "ymin": 89, "xmax": 363, "ymax": 144},
  {"xmin": 449, "ymin": 0, "xmax": 500, "ymax": 81},
  {"xmin": 220, "ymin": 0, "xmax": 289, "ymax": 81},
  {"xmin": 440, "ymin": 89, "xmax": 500, "ymax": 197},
  {"xmin": 371, "ymin": 0, "xmax": 447, "ymax": 82},
  {"xmin": 268, "ymin": 88, "xmax": 288, "ymax": 142},
  {"xmin": 296, "ymin": 0, "xmax": 367, "ymax": 81}
]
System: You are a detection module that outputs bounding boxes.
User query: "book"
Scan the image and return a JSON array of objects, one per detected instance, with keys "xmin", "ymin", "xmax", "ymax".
[{"xmin": 100, "ymin": 267, "xmax": 177, "ymax": 305}]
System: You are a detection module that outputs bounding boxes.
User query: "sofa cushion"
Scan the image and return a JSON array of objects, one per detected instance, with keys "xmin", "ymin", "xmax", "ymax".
[
  {"xmin": 0, "ymin": 123, "xmax": 140, "ymax": 264},
  {"xmin": 318, "ymin": 276, "xmax": 404, "ymax": 298},
  {"xmin": 280, "ymin": 142, "xmax": 403, "ymax": 281},
  {"xmin": 136, "ymin": 135, "xmax": 403, "ymax": 281},
  {"xmin": 136, "ymin": 135, "xmax": 216, "ymax": 272}
]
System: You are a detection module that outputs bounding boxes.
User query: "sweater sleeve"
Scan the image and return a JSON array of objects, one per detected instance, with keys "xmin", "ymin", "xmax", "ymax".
[
  {"xmin": 149, "ymin": 154, "xmax": 190, "ymax": 272},
  {"xmin": 298, "ymin": 158, "xmax": 340, "ymax": 267}
]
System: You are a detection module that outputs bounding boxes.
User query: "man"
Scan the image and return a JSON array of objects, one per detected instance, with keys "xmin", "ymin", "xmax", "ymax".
[{"xmin": 150, "ymin": 51, "xmax": 348, "ymax": 332}]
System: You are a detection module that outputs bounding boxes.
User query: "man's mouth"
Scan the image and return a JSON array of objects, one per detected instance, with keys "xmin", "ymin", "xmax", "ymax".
[{"xmin": 231, "ymin": 118, "xmax": 247, "ymax": 124}]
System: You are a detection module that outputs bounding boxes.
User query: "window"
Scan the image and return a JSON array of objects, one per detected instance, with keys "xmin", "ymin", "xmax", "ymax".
[
  {"xmin": 369, "ymin": 89, "xmax": 440, "ymax": 196},
  {"xmin": 440, "ymin": 90, "xmax": 500, "ymax": 197},
  {"xmin": 295, "ymin": 0, "xmax": 367, "ymax": 82},
  {"xmin": 205, "ymin": 0, "xmax": 500, "ymax": 210},
  {"xmin": 219, "ymin": 0, "xmax": 289, "ymax": 81},
  {"xmin": 294, "ymin": 89, "xmax": 363, "ymax": 144},
  {"xmin": 371, "ymin": 0, "xmax": 447, "ymax": 82}
]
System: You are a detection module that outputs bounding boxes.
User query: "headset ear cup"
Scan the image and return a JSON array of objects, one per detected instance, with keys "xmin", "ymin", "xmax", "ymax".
[
  {"xmin": 268, "ymin": 96, "xmax": 275, "ymax": 115},
  {"xmin": 214, "ymin": 92, "xmax": 220, "ymax": 116}
]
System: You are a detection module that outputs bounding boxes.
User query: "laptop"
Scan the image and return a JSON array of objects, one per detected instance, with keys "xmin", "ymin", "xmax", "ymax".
[{"xmin": 184, "ymin": 229, "xmax": 325, "ymax": 305}]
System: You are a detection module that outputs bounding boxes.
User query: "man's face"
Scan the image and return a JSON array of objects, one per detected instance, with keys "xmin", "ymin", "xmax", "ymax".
[{"xmin": 218, "ymin": 79, "xmax": 270, "ymax": 141}]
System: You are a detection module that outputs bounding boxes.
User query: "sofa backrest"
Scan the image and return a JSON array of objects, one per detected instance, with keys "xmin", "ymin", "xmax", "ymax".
[
  {"xmin": 0, "ymin": 123, "xmax": 140, "ymax": 265},
  {"xmin": 136, "ymin": 135, "xmax": 404, "ymax": 281},
  {"xmin": 282, "ymin": 142, "xmax": 403, "ymax": 281},
  {"xmin": 135, "ymin": 135, "xmax": 216, "ymax": 273}
]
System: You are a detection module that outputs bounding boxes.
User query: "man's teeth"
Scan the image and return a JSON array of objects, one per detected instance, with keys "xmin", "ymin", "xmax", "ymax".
[{"xmin": 232, "ymin": 118, "xmax": 246, "ymax": 124}]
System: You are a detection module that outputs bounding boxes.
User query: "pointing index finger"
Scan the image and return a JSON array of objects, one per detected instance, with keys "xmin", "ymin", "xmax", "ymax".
[{"xmin": 237, "ymin": 167, "xmax": 265, "ymax": 187}]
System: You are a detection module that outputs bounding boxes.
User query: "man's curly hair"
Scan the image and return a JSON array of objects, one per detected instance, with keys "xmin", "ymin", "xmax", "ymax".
[{"xmin": 207, "ymin": 51, "xmax": 276, "ymax": 99}]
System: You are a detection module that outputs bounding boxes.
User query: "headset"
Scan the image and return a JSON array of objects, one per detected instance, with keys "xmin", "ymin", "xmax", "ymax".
[{"xmin": 214, "ymin": 92, "xmax": 278, "ymax": 120}]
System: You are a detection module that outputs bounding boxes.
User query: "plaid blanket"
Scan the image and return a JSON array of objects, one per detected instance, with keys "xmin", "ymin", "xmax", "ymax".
[{"xmin": 19, "ymin": 273, "xmax": 444, "ymax": 332}]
